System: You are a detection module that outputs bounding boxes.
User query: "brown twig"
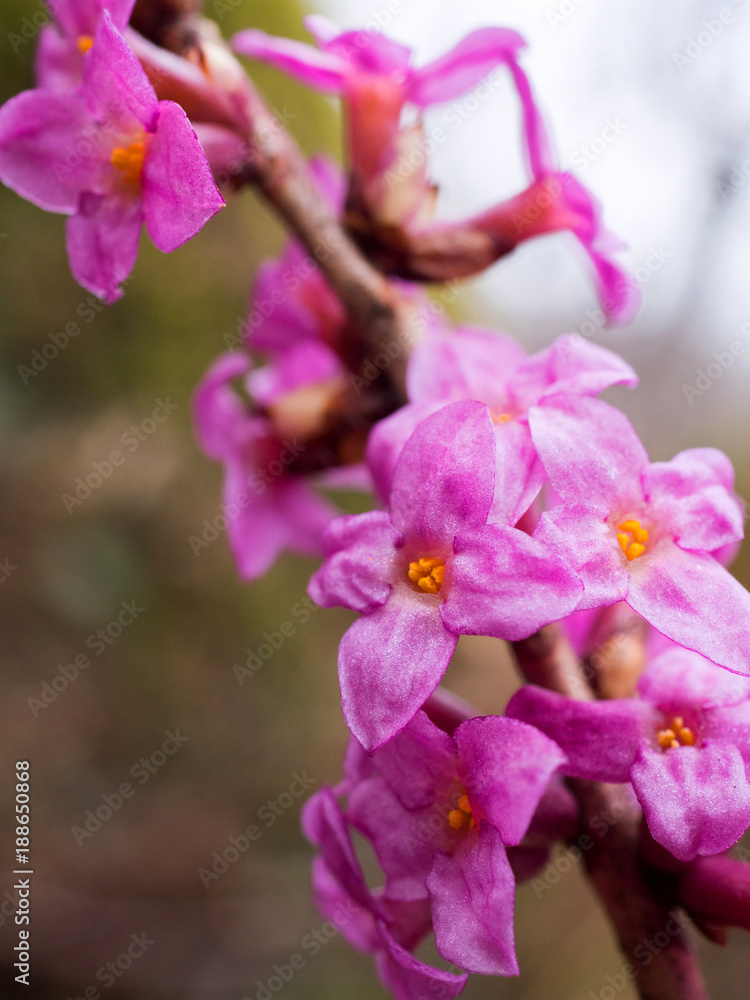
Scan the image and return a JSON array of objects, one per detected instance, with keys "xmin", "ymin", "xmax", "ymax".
[{"xmin": 512, "ymin": 626, "xmax": 708, "ymax": 1000}]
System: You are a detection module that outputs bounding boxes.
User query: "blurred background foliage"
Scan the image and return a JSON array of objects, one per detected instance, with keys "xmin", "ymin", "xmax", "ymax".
[{"xmin": 0, "ymin": 0, "xmax": 749, "ymax": 998}]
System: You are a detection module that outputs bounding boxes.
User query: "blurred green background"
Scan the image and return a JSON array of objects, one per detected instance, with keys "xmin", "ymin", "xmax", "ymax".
[{"xmin": 1, "ymin": 1, "xmax": 750, "ymax": 998}]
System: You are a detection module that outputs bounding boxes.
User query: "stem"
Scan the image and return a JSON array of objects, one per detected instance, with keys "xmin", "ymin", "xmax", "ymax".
[
  {"xmin": 238, "ymin": 84, "xmax": 414, "ymax": 397},
  {"xmin": 512, "ymin": 626, "xmax": 708, "ymax": 1000}
]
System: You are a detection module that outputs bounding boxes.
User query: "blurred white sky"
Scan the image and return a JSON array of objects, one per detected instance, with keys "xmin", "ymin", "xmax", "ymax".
[{"xmin": 315, "ymin": 0, "xmax": 750, "ymax": 374}]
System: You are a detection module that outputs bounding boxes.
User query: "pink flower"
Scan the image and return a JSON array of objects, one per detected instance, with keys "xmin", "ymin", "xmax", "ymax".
[
  {"xmin": 368, "ymin": 325, "xmax": 637, "ymax": 524},
  {"xmin": 192, "ymin": 352, "xmax": 337, "ymax": 581},
  {"xmin": 0, "ymin": 13, "xmax": 224, "ymax": 302},
  {"xmin": 244, "ymin": 158, "xmax": 347, "ymax": 355},
  {"xmin": 302, "ymin": 786, "xmax": 468, "ymax": 1000},
  {"xmin": 233, "ymin": 18, "xmax": 638, "ymax": 323},
  {"xmin": 341, "ymin": 708, "xmax": 566, "ymax": 974},
  {"xmin": 508, "ymin": 645, "xmax": 750, "ymax": 861},
  {"xmin": 531, "ymin": 394, "xmax": 749, "ymax": 672},
  {"xmin": 308, "ymin": 400, "xmax": 582, "ymax": 751},
  {"xmin": 36, "ymin": 0, "xmax": 136, "ymax": 90}
]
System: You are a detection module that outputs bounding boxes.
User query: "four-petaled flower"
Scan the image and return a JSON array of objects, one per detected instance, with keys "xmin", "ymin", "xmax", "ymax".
[
  {"xmin": 531, "ymin": 394, "xmax": 748, "ymax": 673},
  {"xmin": 508, "ymin": 644, "xmax": 750, "ymax": 860},
  {"xmin": 308, "ymin": 399, "xmax": 582, "ymax": 751},
  {"xmin": 343, "ymin": 708, "xmax": 566, "ymax": 974},
  {"xmin": 302, "ymin": 785, "xmax": 468, "ymax": 1000},
  {"xmin": 192, "ymin": 352, "xmax": 338, "ymax": 580},
  {"xmin": 0, "ymin": 13, "xmax": 224, "ymax": 302}
]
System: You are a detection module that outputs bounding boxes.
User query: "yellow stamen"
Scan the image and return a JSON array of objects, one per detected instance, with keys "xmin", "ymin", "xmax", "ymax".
[
  {"xmin": 448, "ymin": 791, "xmax": 475, "ymax": 831},
  {"xmin": 616, "ymin": 519, "xmax": 649, "ymax": 561},
  {"xmin": 657, "ymin": 717, "xmax": 696, "ymax": 752},
  {"xmin": 448, "ymin": 809, "xmax": 468, "ymax": 829},
  {"xmin": 110, "ymin": 140, "xmax": 146, "ymax": 185},
  {"xmin": 491, "ymin": 412, "xmax": 513, "ymax": 424},
  {"xmin": 408, "ymin": 556, "xmax": 445, "ymax": 594},
  {"xmin": 77, "ymin": 35, "xmax": 94, "ymax": 54}
]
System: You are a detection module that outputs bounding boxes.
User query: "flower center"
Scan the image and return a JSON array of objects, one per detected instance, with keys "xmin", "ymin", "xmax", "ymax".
[
  {"xmin": 657, "ymin": 716, "xmax": 696, "ymax": 751},
  {"xmin": 77, "ymin": 35, "xmax": 94, "ymax": 54},
  {"xmin": 111, "ymin": 140, "xmax": 147, "ymax": 185},
  {"xmin": 407, "ymin": 556, "xmax": 445, "ymax": 594},
  {"xmin": 617, "ymin": 519, "xmax": 649, "ymax": 562},
  {"xmin": 448, "ymin": 793, "xmax": 475, "ymax": 831},
  {"xmin": 491, "ymin": 411, "xmax": 513, "ymax": 424}
]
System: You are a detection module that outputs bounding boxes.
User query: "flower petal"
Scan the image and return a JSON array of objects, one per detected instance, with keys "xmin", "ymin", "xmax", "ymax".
[
  {"xmin": 370, "ymin": 710, "xmax": 457, "ymax": 811},
  {"xmin": 311, "ymin": 856, "xmax": 378, "ymax": 952},
  {"xmin": 142, "ymin": 100, "xmax": 224, "ymax": 253},
  {"xmin": 232, "ymin": 28, "xmax": 349, "ymax": 93},
  {"xmin": 191, "ymin": 351, "xmax": 254, "ymax": 458},
  {"xmin": 443, "ymin": 523, "xmax": 582, "ymax": 640},
  {"xmin": 406, "ymin": 325, "xmax": 526, "ymax": 407},
  {"xmin": 409, "ymin": 27, "xmax": 525, "ymax": 107},
  {"xmin": 302, "ymin": 786, "xmax": 386, "ymax": 918},
  {"xmin": 627, "ymin": 543, "xmax": 750, "ymax": 675},
  {"xmin": 529, "ymin": 394, "xmax": 647, "ymax": 514},
  {"xmin": 347, "ymin": 777, "xmax": 435, "ymax": 900},
  {"xmin": 642, "ymin": 448, "xmax": 744, "ymax": 553},
  {"xmin": 704, "ymin": 701, "xmax": 750, "ymax": 770},
  {"xmin": 511, "ymin": 334, "xmax": 638, "ymax": 409},
  {"xmin": 0, "ymin": 89, "xmax": 97, "ymax": 212},
  {"xmin": 375, "ymin": 922, "xmax": 469, "ymax": 1000},
  {"xmin": 84, "ymin": 13, "xmax": 158, "ymax": 129},
  {"xmin": 490, "ymin": 421, "xmax": 546, "ymax": 526},
  {"xmin": 506, "ymin": 685, "xmax": 653, "ymax": 783},
  {"xmin": 66, "ymin": 191, "xmax": 142, "ymax": 302},
  {"xmin": 533, "ymin": 504, "xmax": 628, "ymax": 610},
  {"xmin": 428, "ymin": 822, "xmax": 518, "ymax": 975},
  {"xmin": 367, "ymin": 401, "xmax": 444, "ymax": 503},
  {"xmin": 631, "ymin": 743, "xmax": 750, "ymax": 861},
  {"xmin": 308, "ymin": 510, "xmax": 400, "ymax": 613},
  {"xmin": 455, "ymin": 715, "xmax": 566, "ymax": 845},
  {"xmin": 226, "ymin": 467, "xmax": 334, "ymax": 580},
  {"xmin": 638, "ymin": 646, "xmax": 750, "ymax": 711},
  {"xmin": 389, "ymin": 400, "xmax": 496, "ymax": 545},
  {"xmin": 338, "ymin": 590, "xmax": 457, "ymax": 752},
  {"xmin": 35, "ymin": 24, "xmax": 84, "ymax": 91}
]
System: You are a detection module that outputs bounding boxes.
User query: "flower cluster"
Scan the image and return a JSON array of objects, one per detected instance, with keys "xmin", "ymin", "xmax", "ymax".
[
  {"xmin": 195, "ymin": 266, "xmax": 750, "ymax": 985},
  {"xmin": 5, "ymin": 2, "xmax": 750, "ymax": 995}
]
